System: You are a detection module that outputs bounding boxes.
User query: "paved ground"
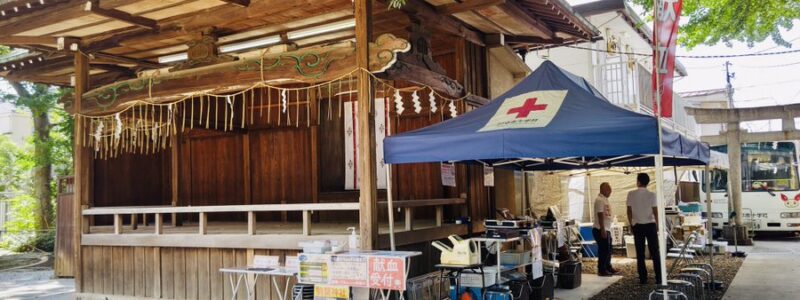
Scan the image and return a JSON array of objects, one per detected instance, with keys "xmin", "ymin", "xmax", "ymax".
[
  {"xmin": 0, "ymin": 249, "xmax": 75, "ymax": 300},
  {"xmin": 723, "ymin": 237, "xmax": 800, "ymax": 300}
]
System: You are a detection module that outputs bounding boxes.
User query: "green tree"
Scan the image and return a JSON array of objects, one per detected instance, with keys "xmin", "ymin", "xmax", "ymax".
[
  {"xmin": 1, "ymin": 83, "xmax": 69, "ymax": 230},
  {"xmin": 632, "ymin": 0, "xmax": 800, "ymax": 48}
]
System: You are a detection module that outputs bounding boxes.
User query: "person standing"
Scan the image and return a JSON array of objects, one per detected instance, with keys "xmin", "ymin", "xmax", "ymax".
[
  {"xmin": 626, "ymin": 173, "xmax": 662, "ymax": 285},
  {"xmin": 592, "ymin": 182, "xmax": 619, "ymax": 276}
]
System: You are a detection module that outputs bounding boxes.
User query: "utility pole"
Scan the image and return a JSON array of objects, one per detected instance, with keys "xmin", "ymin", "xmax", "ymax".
[{"xmin": 725, "ymin": 61, "xmax": 735, "ymax": 108}]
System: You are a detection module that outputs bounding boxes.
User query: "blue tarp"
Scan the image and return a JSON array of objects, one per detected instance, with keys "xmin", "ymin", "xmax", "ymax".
[{"xmin": 383, "ymin": 61, "xmax": 709, "ymax": 170}]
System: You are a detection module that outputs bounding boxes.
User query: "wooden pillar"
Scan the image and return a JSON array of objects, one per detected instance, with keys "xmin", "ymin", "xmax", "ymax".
[
  {"xmin": 72, "ymin": 51, "xmax": 92, "ymax": 290},
  {"xmin": 171, "ymin": 134, "xmax": 180, "ymax": 226},
  {"xmin": 355, "ymin": 0, "xmax": 378, "ymax": 250}
]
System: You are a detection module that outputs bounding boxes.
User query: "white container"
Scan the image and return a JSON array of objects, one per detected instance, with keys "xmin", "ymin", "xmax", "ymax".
[
  {"xmin": 500, "ymin": 251, "xmax": 531, "ymax": 266},
  {"xmin": 461, "ymin": 269, "xmax": 500, "ymax": 287},
  {"xmin": 624, "ymin": 235, "xmax": 650, "ymax": 258}
]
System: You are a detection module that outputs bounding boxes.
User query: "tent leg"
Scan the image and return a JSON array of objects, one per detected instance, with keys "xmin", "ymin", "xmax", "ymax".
[{"xmin": 387, "ymin": 164, "xmax": 396, "ymax": 251}]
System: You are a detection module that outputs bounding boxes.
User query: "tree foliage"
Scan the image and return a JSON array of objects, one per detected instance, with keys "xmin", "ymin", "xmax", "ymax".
[
  {"xmin": 632, "ymin": 0, "xmax": 800, "ymax": 49},
  {"xmin": 0, "ymin": 81, "xmax": 72, "ymax": 251}
]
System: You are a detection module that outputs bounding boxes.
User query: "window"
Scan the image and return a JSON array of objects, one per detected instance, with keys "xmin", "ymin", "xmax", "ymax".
[
  {"xmin": 742, "ymin": 142, "xmax": 799, "ymax": 191},
  {"xmin": 705, "ymin": 143, "xmax": 800, "ymax": 192}
]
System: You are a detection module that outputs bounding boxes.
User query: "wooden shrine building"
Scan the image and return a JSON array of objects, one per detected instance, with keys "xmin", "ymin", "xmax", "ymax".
[{"xmin": 0, "ymin": 0, "xmax": 598, "ymax": 298}]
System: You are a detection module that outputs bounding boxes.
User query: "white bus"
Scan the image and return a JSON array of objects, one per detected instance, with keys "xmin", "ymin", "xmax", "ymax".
[{"xmin": 705, "ymin": 141, "xmax": 800, "ymax": 236}]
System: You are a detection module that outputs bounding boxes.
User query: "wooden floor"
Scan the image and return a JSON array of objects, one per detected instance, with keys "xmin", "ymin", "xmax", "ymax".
[{"xmin": 88, "ymin": 219, "xmax": 441, "ymax": 235}]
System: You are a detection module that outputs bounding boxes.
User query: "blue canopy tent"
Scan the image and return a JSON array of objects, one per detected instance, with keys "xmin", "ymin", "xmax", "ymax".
[
  {"xmin": 381, "ymin": 61, "xmax": 709, "ymax": 284},
  {"xmin": 384, "ymin": 60, "xmax": 709, "ymax": 169}
]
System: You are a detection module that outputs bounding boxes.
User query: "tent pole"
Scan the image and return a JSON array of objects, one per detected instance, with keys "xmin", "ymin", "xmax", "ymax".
[
  {"xmin": 653, "ymin": 0, "xmax": 668, "ymax": 286},
  {"xmin": 386, "ymin": 164, "xmax": 396, "ymax": 251},
  {"xmin": 705, "ymin": 165, "xmax": 714, "ymax": 267}
]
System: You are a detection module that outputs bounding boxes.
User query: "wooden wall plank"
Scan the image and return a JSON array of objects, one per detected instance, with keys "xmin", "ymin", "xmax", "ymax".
[
  {"xmin": 82, "ymin": 246, "xmax": 94, "ymax": 294},
  {"xmin": 93, "ymin": 246, "xmax": 102, "ymax": 293},
  {"xmin": 209, "ymin": 248, "xmax": 224, "ymax": 300},
  {"xmin": 123, "ymin": 247, "xmax": 135, "ymax": 296},
  {"xmin": 222, "ymin": 249, "xmax": 235, "ymax": 299},
  {"xmin": 235, "ymin": 249, "xmax": 247, "ymax": 300},
  {"xmin": 134, "ymin": 247, "xmax": 146, "ymax": 297},
  {"xmin": 197, "ymin": 248, "xmax": 211, "ymax": 300},
  {"xmin": 174, "ymin": 248, "xmax": 186, "ymax": 299},
  {"xmin": 186, "ymin": 248, "xmax": 198, "ymax": 300},
  {"xmin": 161, "ymin": 247, "xmax": 174, "ymax": 299},
  {"xmin": 102, "ymin": 247, "xmax": 112, "ymax": 294},
  {"xmin": 112, "ymin": 247, "xmax": 123, "ymax": 295}
]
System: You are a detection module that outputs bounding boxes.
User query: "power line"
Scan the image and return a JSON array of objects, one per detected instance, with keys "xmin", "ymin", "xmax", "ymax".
[
  {"xmin": 563, "ymin": 44, "xmax": 800, "ymax": 59},
  {"xmin": 739, "ymin": 60, "xmax": 800, "ymax": 69}
]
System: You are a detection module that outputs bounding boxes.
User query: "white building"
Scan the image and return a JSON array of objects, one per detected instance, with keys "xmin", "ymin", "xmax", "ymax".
[
  {"xmin": 525, "ymin": 0, "xmax": 698, "ymax": 137},
  {"xmin": 680, "ymin": 88, "xmax": 730, "ymax": 137},
  {"xmin": 0, "ymin": 103, "xmax": 33, "ymax": 147}
]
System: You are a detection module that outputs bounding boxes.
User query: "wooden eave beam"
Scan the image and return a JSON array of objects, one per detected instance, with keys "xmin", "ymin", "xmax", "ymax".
[
  {"xmin": 436, "ymin": 0, "xmax": 506, "ymax": 15},
  {"xmin": 504, "ymin": 34, "xmax": 563, "ymax": 45},
  {"xmin": 500, "ymin": 0, "xmax": 554, "ymax": 38},
  {"xmin": 85, "ymin": 0, "xmax": 158, "ymax": 30},
  {"xmin": 221, "ymin": 0, "xmax": 250, "ymax": 7},
  {"xmin": 0, "ymin": 35, "xmax": 56, "ymax": 45},
  {"xmin": 0, "ymin": 0, "xmax": 131, "ymax": 37},
  {"xmin": 90, "ymin": 52, "xmax": 162, "ymax": 69},
  {"xmin": 381, "ymin": 0, "xmax": 484, "ymax": 46}
]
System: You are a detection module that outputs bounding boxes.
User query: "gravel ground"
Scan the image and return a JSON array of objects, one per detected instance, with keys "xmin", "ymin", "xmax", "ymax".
[{"xmin": 587, "ymin": 250, "xmax": 744, "ymax": 300}]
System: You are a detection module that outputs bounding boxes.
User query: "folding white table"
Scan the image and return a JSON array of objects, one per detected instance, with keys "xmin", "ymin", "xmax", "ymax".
[{"xmin": 219, "ymin": 266, "xmax": 297, "ymax": 300}]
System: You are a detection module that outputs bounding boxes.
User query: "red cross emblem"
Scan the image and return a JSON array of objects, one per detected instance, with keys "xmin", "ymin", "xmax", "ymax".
[{"xmin": 507, "ymin": 97, "xmax": 548, "ymax": 119}]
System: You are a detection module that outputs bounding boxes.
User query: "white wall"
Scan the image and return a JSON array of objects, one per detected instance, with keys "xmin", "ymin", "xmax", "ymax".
[{"xmin": 0, "ymin": 104, "xmax": 33, "ymax": 147}]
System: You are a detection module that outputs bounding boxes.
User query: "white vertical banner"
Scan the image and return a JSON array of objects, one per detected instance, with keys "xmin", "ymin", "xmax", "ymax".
[
  {"xmin": 344, "ymin": 99, "xmax": 387, "ymax": 190},
  {"xmin": 441, "ymin": 163, "xmax": 457, "ymax": 187},
  {"xmin": 483, "ymin": 165, "xmax": 495, "ymax": 187}
]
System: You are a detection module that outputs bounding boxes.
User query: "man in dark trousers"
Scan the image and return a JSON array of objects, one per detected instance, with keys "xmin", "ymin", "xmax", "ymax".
[
  {"xmin": 626, "ymin": 173, "xmax": 662, "ymax": 285},
  {"xmin": 592, "ymin": 182, "xmax": 619, "ymax": 276}
]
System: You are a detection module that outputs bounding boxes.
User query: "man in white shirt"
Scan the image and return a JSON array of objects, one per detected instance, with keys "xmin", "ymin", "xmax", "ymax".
[
  {"xmin": 592, "ymin": 182, "xmax": 618, "ymax": 276},
  {"xmin": 626, "ymin": 173, "xmax": 662, "ymax": 285}
]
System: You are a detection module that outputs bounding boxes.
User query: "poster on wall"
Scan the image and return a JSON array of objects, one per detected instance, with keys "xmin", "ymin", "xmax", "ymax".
[
  {"xmin": 368, "ymin": 256, "xmax": 406, "ymax": 291},
  {"xmin": 328, "ymin": 255, "xmax": 368, "ymax": 287},
  {"xmin": 298, "ymin": 253, "xmax": 330, "ymax": 284},
  {"xmin": 344, "ymin": 98, "xmax": 388, "ymax": 190},
  {"xmin": 483, "ymin": 165, "xmax": 494, "ymax": 187},
  {"xmin": 441, "ymin": 163, "xmax": 456, "ymax": 187}
]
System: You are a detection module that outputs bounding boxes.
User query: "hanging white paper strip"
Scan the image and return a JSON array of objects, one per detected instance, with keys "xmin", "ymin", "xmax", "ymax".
[
  {"xmin": 448, "ymin": 101, "xmax": 457, "ymax": 118},
  {"xmin": 393, "ymin": 89, "xmax": 404, "ymax": 115},
  {"xmin": 429, "ymin": 90, "xmax": 437, "ymax": 113},
  {"xmin": 412, "ymin": 90, "xmax": 421, "ymax": 114}
]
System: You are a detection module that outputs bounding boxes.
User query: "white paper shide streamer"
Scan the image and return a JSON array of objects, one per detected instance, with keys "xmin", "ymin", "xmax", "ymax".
[
  {"xmin": 94, "ymin": 121, "xmax": 104, "ymax": 150},
  {"xmin": 113, "ymin": 113, "xmax": 122, "ymax": 141},
  {"xmin": 429, "ymin": 90, "xmax": 437, "ymax": 113},
  {"xmin": 412, "ymin": 90, "xmax": 421, "ymax": 114},
  {"xmin": 281, "ymin": 89, "xmax": 288, "ymax": 113},
  {"xmin": 393, "ymin": 89, "xmax": 404, "ymax": 115},
  {"xmin": 449, "ymin": 101, "xmax": 457, "ymax": 118}
]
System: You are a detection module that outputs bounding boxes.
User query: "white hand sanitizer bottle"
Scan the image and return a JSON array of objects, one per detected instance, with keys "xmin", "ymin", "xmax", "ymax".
[{"xmin": 347, "ymin": 227, "xmax": 360, "ymax": 253}]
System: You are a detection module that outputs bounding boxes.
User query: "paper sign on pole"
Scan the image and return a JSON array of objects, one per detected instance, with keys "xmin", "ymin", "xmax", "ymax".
[
  {"xmin": 368, "ymin": 256, "xmax": 406, "ymax": 291},
  {"xmin": 483, "ymin": 165, "xmax": 494, "ymax": 187},
  {"xmin": 441, "ymin": 163, "xmax": 456, "ymax": 187},
  {"xmin": 328, "ymin": 255, "xmax": 369, "ymax": 287}
]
